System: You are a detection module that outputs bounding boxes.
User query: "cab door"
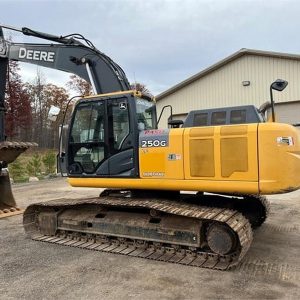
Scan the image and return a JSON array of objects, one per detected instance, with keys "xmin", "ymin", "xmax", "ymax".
[
  {"xmin": 99, "ymin": 97, "xmax": 136, "ymax": 176},
  {"xmin": 68, "ymin": 100, "xmax": 106, "ymax": 175},
  {"xmin": 68, "ymin": 96, "xmax": 137, "ymax": 177}
]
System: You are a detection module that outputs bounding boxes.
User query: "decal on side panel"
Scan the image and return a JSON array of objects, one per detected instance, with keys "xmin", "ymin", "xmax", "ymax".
[{"xmin": 139, "ymin": 129, "xmax": 169, "ymax": 148}]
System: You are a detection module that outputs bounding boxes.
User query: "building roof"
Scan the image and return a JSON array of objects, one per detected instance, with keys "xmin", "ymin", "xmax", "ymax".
[{"xmin": 156, "ymin": 48, "xmax": 300, "ymax": 101}]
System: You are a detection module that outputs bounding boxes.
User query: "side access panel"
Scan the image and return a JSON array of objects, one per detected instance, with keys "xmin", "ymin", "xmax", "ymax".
[{"xmin": 183, "ymin": 124, "xmax": 259, "ymax": 185}]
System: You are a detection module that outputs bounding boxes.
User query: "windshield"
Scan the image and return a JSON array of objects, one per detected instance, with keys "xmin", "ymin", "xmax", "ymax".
[{"xmin": 136, "ymin": 98, "xmax": 157, "ymax": 130}]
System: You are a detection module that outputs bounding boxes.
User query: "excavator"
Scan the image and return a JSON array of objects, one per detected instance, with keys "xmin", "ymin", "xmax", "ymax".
[{"xmin": 1, "ymin": 25, "xmax": 300, "ymax": 270}]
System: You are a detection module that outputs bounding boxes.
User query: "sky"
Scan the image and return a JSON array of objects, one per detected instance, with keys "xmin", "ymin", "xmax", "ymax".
[{"xmin": 2, "ymin": 0, "xmax": 300, "ymax": 96}]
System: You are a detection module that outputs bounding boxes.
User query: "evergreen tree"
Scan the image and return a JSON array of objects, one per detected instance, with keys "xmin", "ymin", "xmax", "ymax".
[
  {"xmin": 42, "ymin": 151, "xmax": 56, "ymax": 174},
  {"xmin": 26, "ymin": 153, "xmax": 42, "ymax": 176},
  {"xmin": 8, "ymin": 158, "xmax": 27, "ymax": 182}
]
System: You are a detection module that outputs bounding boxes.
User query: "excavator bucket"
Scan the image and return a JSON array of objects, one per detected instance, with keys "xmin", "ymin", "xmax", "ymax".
[
  {"xmin": 0, "ymin": 168, "xmax": 22, "ymax": 218},
  {"xmin": 0, "ymin": 141, "xmax": 37, "ymax": 218}
]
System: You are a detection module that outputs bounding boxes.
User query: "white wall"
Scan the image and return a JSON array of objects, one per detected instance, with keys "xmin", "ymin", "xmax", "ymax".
[{"xmin": 157, "ymin": 55, "xmax": 300, "ymax": 128}]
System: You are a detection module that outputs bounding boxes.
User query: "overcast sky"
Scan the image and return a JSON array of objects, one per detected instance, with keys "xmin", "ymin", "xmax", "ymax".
[{"xmin": 2, "ymin": 0, "xmax": 300, "ymax": 95}]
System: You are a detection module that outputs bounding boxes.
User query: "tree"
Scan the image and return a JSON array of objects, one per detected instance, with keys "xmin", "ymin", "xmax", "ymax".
[
  {"xmin": 42, "ymin": 150, "xmax": 56, "ymax": 174},
  {"xmin": 67, "ymin": 75, "xmax": 92, "ymax": 96},
  {"xmin": 26, "ymin": 153, "xmax": 42, "ymax": 176},
  {"xmin": 5, "ymin": 61, "xmax": 32, "ymax": 140},
  {"xmin": 25, "ymin": 69, "xmax": 46, "ymax": 146},
  {"xmin": 43, "ymin": 83, "xmax": 70, "ymax": 148},
  {"xmin": 9, "ymin": 158, "xmax": 27, "ymax": 182},
  {"xmin": 130, "ymin": 82, "xmax": 153, "ymax": 96},
  {"xmin": 26, "ymin": 70, "xmax": 70, "ymax": 148}
]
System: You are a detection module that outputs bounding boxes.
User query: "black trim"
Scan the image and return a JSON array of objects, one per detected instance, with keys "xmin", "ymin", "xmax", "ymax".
[{"xmin": 67, "ymin": 94, "xmax": 141, "ymax": 178}]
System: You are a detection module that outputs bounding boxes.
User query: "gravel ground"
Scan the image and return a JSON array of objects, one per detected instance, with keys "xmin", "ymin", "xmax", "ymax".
[{"xmin": 1, "ymin": 178, "xmax": 300, "ymax": 299}]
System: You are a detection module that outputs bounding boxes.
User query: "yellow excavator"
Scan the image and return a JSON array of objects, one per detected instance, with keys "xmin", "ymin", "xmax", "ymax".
[{"xmin": 1, "ymin": 25, "xmax": 300, "ymax": 270}]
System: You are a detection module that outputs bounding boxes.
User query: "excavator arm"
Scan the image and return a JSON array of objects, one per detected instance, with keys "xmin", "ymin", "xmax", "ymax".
[
  {"xmin": 0, "ymin": 24, "xmax": 130, "ymax": 217},
  {"xmin": 0, "ymin": 24, "xmax": 131, "ymax": 139},
  {"xmin": 0, "ymin": 26, "xmax": 130, "ymax": 105}
]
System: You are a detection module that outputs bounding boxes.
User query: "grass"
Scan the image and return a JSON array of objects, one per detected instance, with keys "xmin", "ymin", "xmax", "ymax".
[{"xmin": 8, "ymin": 148, "xmax": 58, "ymax": 183}]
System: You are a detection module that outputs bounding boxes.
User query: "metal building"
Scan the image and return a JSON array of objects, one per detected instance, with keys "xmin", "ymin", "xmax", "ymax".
[{"xmin": 156, "ymin": 49, "xmax": 300, "ymax": 128}]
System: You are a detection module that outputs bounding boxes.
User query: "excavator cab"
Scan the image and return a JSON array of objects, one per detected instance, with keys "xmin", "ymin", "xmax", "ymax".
[{"xmin": 65, "ymin": 91, "xmax": 156, "ymax": 178}]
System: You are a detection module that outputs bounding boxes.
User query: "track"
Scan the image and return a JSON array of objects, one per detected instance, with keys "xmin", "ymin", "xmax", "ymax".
[
  {"xmin": 23, "ymin": 196, "xmax": 253, "ymax": 270},
  {"xmin": 192, "ymin": 194, "xmax": 270, "ymax": 228}
]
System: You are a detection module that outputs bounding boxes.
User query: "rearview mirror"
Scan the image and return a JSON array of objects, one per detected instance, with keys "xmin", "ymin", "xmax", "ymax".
[
  {"xmin": 269, "ymin": 79, "xmax": 288, "ymax": 122},
  {"xmin": 48, "ymin": 105, "xmax": 61, "ymax": 121},
  {"xmin": 271, "ymin": 79, "xmax": 288, "ymax": 92}
]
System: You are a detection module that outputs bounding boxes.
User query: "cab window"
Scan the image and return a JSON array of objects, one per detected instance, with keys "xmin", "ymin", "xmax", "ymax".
[
  {"xmin": 211, "ymin": 111, "xmax": 226, "ymax": 125},
  {"xmin": 193, "ymin": 113, "xmax": 208, "ymax": 126},
  {"xmin": 230, "ymin": 110, "xmax": 246, "ymax": 124}
]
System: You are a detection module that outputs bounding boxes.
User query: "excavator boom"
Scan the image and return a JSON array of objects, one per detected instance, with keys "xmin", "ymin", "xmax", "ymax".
[
  {"xmin": 0, "ymin": 24, "xmax": 130, "ymax": 217},
  {"xmin": 0, "ymin": 25, "xmax": 130, "ymax": 96}
]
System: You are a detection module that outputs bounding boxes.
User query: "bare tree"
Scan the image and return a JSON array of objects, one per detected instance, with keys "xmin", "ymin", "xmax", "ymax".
[
  {"xmin": 5, "ymin": 60, "xmax": 32, "ymax": 141},
  {"xmin": 67, "ymin": 75, "xmax": 92, "ymax": 96},
  {"xmin": 26, "ymin": 69, "xmax": 47, "ymax": 146},
  {"xmin": 43, "ymin": 84, "xmax": 69, "ymax": 148},
  {"xmin": 130, "ymin": 82, "xmax": 153, "ymax": 96},
  {"xmin": 26, "ymin": 69, "xmax": 70, "ymax": 148}
]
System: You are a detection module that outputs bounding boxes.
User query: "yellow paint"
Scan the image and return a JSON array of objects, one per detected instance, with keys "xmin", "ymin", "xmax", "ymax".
[
  {"xmin": 220, "ymin": 137, "xmax": 248, "ymax": 177},
  {"xmin": 139, "ymin": 128, "xmax": 184, "ymax": 179},
  {"xmin": 183, "ymin": 124, "xmax": 258, "ymax": 181},
  {"xmin": 83, "ymin": 90, "xmax": 135, "ymax": 99},
  {"xmin": 189, "ymin": 139, "xmax": 215, "ymax": 177},
  {"xmin": 258, "ymin": 122, "xmax": 300, "ymax": 193},
  {"xmin": 68, "ymin": 177, "xmax": 259, "ymax": 194},
  {"xmin": 82, "ymin": 90, "xmax": 154, "ymax": 101},
  {"xmin": 68, "ymin": 122, "xmax": 300, "ymax": 195}
]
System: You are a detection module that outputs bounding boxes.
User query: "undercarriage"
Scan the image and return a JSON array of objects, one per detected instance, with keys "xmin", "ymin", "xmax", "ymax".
[{"xmin": 23, "ymin": 191, "xmax": 269, "ymax": 270}]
